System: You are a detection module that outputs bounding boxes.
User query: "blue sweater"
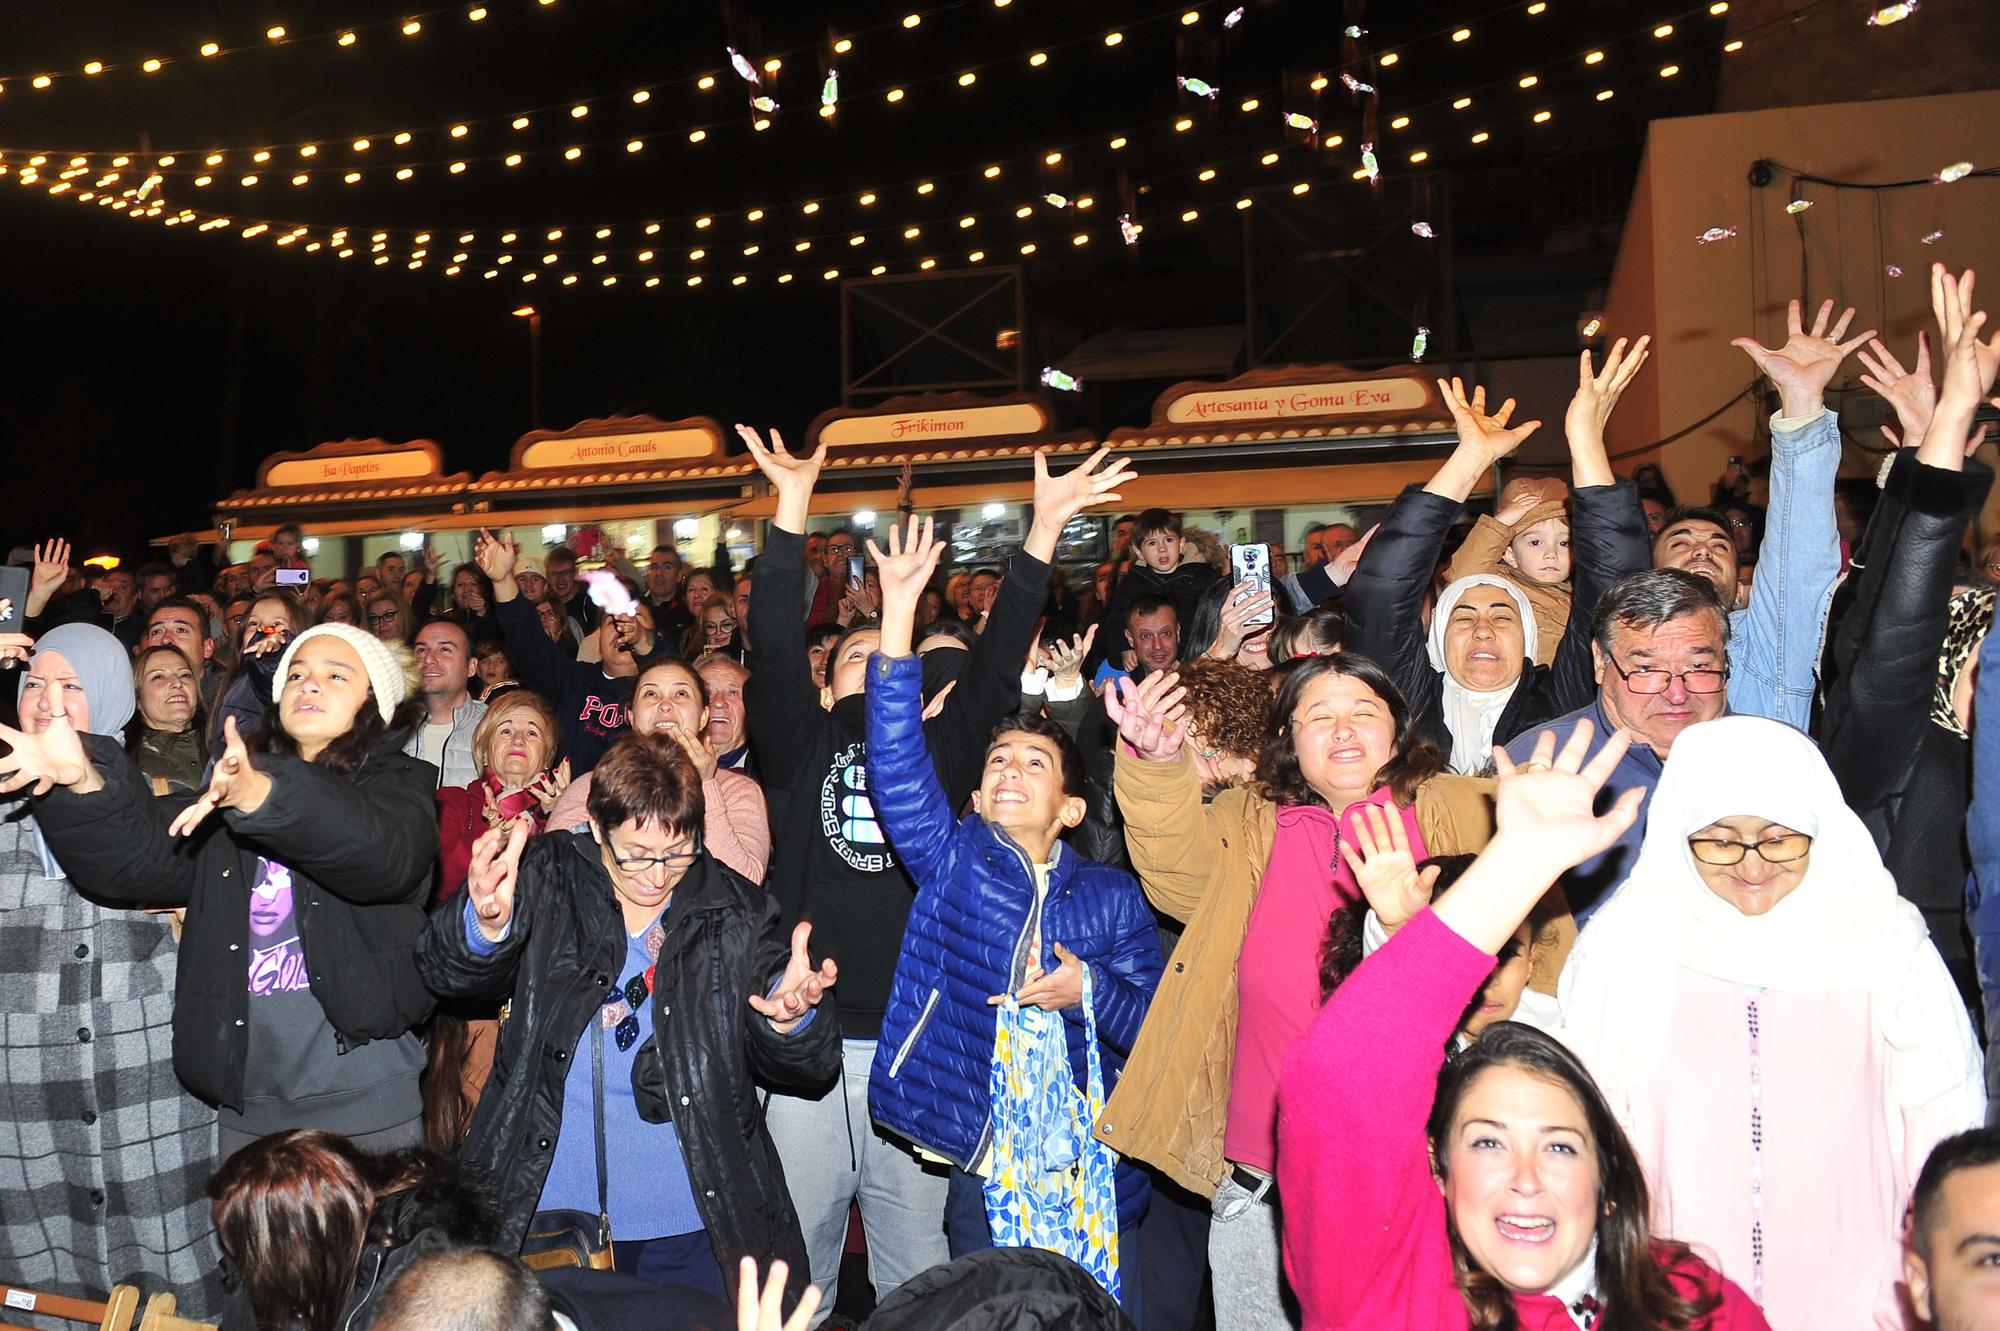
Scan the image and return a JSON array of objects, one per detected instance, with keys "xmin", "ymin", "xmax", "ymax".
[{"xmin": 862, "ymin": 652, "xmax": 1163, "ymax": 1229}]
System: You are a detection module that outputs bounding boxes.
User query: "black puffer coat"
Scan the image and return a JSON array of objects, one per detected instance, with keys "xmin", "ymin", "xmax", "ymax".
[{"xmin": 415, "ymin": 830, "xmax": 840, "ymax": 1308}]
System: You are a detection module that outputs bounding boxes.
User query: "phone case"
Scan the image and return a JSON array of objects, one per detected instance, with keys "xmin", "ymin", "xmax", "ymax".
[{"xmin": 1229, "ymin": 544, "xmax": 1275, "ymax": 627}]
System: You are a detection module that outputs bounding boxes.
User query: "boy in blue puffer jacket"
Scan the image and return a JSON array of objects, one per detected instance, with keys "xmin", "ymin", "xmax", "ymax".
[{"xmin": 861, "ymin": 515, "xmax": 1163, "ymax": 1319}]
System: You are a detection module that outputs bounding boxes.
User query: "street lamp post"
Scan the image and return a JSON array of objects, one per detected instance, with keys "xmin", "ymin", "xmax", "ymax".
[{"xmin": 512, "ymin": 305, "xmax": 542, "ymax": 428}]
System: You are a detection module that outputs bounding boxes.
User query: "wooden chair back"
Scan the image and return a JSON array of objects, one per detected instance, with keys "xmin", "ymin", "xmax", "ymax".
[
  {"xmin": 0, "ymin": 1281, "xmax": 140, "ymax": 1331},
  {"xmin": 133, "ymin": 1293, "xmax": 216, "ymax": 1331}
]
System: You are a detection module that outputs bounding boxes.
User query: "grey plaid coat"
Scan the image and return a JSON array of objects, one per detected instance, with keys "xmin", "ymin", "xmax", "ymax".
[{"xmin": 0, "ymin": 802, "xmax": 222, "ymax": 1318}]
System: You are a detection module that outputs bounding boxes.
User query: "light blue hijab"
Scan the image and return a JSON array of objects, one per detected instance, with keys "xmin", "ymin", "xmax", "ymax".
[{"xmin": 15, "ymin": 623, "xmax": 134, "ymax": 879}]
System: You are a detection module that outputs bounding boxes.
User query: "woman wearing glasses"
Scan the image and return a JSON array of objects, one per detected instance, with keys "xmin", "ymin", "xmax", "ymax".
[
  {"xmin": 1560, "ymin": 715, "xmax": 1983, "ymax": 1331},
  {"xmin": 416, "ymin": 731, "xmax": 839, "ymax": 1308}
]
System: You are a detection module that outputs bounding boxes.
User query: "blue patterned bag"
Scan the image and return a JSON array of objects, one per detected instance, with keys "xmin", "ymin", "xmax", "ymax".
[{"xmin": 982, "ymin": 968, "xmax": 1121, "ymax": 1303}]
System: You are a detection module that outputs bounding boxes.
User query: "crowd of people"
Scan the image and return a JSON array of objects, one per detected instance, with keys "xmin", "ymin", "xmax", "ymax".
[{"xmin": 2, "ymin": 262, "xmax": 2000, "ymax": 1331}]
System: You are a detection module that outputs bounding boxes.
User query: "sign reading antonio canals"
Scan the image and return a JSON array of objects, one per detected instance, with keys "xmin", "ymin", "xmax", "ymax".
[
  {"xmin": 1165, "ymin": 374, "xmax": 1430, "ymax": 424},
  {"xmin": 505, "ymin": 416, "xmax": 727, "ymax": 471}
]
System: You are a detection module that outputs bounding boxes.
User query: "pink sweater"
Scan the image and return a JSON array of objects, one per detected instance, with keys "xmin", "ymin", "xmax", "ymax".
[
  {"xmin": 1276, "ymin": 909, "xmax": 1770, "ymax": 1331},
  {"xmin": 545, "ymin": 766, "xmax": 772, "ymax": 884}
]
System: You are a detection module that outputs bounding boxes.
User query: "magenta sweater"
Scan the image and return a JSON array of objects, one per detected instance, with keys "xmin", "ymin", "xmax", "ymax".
[{"xmin": 1275, "ymin": 908, "xmax": 1771, "ymax": 1331}]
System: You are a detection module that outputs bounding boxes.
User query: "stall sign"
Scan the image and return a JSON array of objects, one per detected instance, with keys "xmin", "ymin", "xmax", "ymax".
[
  {"xmin": 265, "ymin": 450, "xmax": 436, "ymax": 487},
  {"xmin": 1165, "ymin": 376, "xmax": 1428, "ymax": 424},
  {"xmin": 821, "ymin": 402, "xmax": 1046, "ymax": 448},
  {"xmin": 520, "ymin": 426, "xmax": 715, "ymax": 469}
]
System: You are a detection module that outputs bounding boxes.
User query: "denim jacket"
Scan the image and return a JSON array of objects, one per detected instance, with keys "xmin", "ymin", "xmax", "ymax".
[
  {"xmin": 1727, "ymin": 408, "xmax": 1842, "ymax": 730},
  {"xmin": 1967, "ymin": 628, "xmax": 2000, "ymax": 1111}
]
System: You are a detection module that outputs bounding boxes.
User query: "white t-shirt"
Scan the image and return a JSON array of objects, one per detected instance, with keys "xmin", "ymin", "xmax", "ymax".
[{"xmin": 416, "ymin": 719, "xmax": 452, "ymax": 771}]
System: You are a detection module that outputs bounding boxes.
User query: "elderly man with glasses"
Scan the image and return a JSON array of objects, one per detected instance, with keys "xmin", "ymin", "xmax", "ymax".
[{"xmin": 1503, "ymin": 568, "xmax": 1733, "ymax": 921}]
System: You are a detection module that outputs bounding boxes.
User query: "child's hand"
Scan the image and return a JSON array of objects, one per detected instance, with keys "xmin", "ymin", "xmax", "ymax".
[
  {"xmin": 1043, "ymin": 624, "xmax": 1097, "ymax": 687},
  {"xmin": 990, "ymin": 941, "xmax": 1086, "ymax": 1011},
  {"xmin": 1104, "ymin": 671, "xmax": 1186, "ymax": 762},
  {"xmin": 1340, "ymin": 801, "xmax": 1440, "ymax": 938},
  {"xmin": 867, "ymin": 515, "xmax": 945, "ymax": 617}
]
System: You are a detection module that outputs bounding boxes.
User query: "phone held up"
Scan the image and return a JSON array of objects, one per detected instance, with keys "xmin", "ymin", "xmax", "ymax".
[
  {"xmin": 848, "ymin": 555, "xmax": 867, "ymax": 586},
  {"xmin": 0, "ymin": 564, "xmax": 30, "ymax": 635},
  {"xmin": 275, "ymin": 567, "xmax": 310, "ymax": 587},
  {"xmin": 1229, "ymin": 543, "xmax": 1275, "ymax": 627}
]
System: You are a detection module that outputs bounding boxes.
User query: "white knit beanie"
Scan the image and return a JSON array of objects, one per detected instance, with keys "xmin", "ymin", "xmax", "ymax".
[{"xmin": 273, "ymin": 623, "xmax": 414, "ymax": 724}]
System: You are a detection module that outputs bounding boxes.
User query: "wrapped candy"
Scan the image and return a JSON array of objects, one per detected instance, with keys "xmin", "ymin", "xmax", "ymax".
[
  {"xmin": 1223, "ymin": 6, "xmax": 1245, "ymax": 27},
  {"xmin": 1923, "ymin": 229, "xmax": 1946, "ymax": 244},
  {"xmin": 1360, "ymin": 142, "xmax": 1380, "ymax": 182},
  {"xmin": 1865, "ymin": 1, "xmax": 1918, "ymax": 24},
  {"xmin": 1044, "ymin": 192, "xmax": 1070, "ymax": 209},
  {"xmin": 1582, "ymin": 317, "xmax": 1602, "ymax": 338},
  {"xmin": 1887, "ymin": 265, "xmax": 1905, "ymax": 277},
  {"xmin": 1340, "ymin": 72, "xmax": 1374, "ymax": 94},
  {"xmin": 584, "ymin": 570, "xmax": 639, "ymax": 619},
  {"xmin": 1284, "ymin": 112, "xmax": 1318, "ymax": 133},
  {"xmin": 1119, "ymin": 214, "xmax": 1141, "ymax": 245},
  {"xmin": 1697, "ymin": 226, "xmax": 1738, "ymax": 245},
  {"xmin": 1041, "ymin": 367, "xmax": 1082, "ymax": 392},
  {"xmin": 821, "ymin": 70, "xmax": 839, "ymax": 109},
  {"xmin": 1410, "ymin": 327, "xmax": 1429, "ymax": 362},
  {"xmin": 1178, "ymin": 76, "xmax": 1220, "ymax": 98},
  {"xmin": 136, "ymin": 173, "xmax": 163, "ymax": 201},
  {"xmin": 1784, "ymin": 199, "xmax": 1813, "ymax": 214},
  {"xmin": 727, "ymin": 46, "xmax": 761, "ymax": 86},
  {"xmin": 1936, "ymin": 161, "xmax": 1974, "ymax": 183},
  {"xmin": 1411, "ymin": 221, "xmax": 1435, "ymax": 238},
  {"xmin": 1344, "ymin": 24, "xmax": 1366, "ymax": 37},
  {"xmin": 750, "ymin": 95, "xmax": 778, "ymax": 113}
]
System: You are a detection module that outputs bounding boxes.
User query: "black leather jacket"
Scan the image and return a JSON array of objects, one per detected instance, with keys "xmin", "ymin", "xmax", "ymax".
[{"xmin": 416, "ymin": 833, "xmax": 839, "ymax": 1308}]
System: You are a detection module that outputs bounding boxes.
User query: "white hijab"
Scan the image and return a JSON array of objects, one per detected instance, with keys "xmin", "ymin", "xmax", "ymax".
[
  {"xmin": 1426, "ymin": 574, "xmax": 1538, "ymax": 775},
  {"xmin": 1560, "ymin": 716, "xmax": 1959, "ymax": 1105}
]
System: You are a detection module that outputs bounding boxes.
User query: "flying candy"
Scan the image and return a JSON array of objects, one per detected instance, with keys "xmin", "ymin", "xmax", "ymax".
[
  {"xmin": 1344, "ymin": 24, "xmax": 1366, "ymax": 37},
  {"xmin": 1865, "ymin": 1, "xmax": 1918, "ymax": 25},
  {"xmin": 1041, "ymin": 368, "xmax": 1082, "ymax": 393},
  {"xmin": 1697, "ymin": 226, "xmax": 1738, "ymax": 245},
  {"xmin": 135, "ymin": 174, "xmax": 163, "ymax": 201},
  {"xmin": 1044, "ymin": 193, "xmax": 1071, "ymax": 209},
  {"xmin": 1119, "ymin": 214, "xmax": 1141, "ymax": 245},
  {"xmin": 1923, "ymin": 229, "xmax": 1946, "ymax": 244},
  {"xmin": 1582, "ymin": 318, "xmax": 1603, "ymax": 338},
  {"xmin": 1340, "ymin": 72, "xmax": 1374, "ymax": 95},
  {"xmin": 1223, "ymin": 6, "xmax": 1245, "ymax": 27},
  {"xmin": 751, "ymin": 95, "xmax": 778, "ymax": 113},
  {"xmin": 1784, "ymin": 199, "xmax": 1813, "ymax": 214},
  {"xmin": 1887, "ymin": 265, "xmax": 1905, "ymax": 277},
  {"xmin": 727, "ymin": 47, "xmax": 761, "ymax": 86},
  {"xmin": 1935, "ymin": 161, "xmax": 1974, "ymax": 183},
  {"xmin": 1411, "ymin": 221, "xmax": 1435, "ymax": 239},
  {"xmin": 821, "ymin": 71, "xmax": 839, "ymax": 109},
  {"xmin": 1411, "ymin": 327, "xmax": 1430, "ymax": 362},
  {"xmin": 1178, "ymin": 76, "xmax": 1220, "ymax": 99},
  {"xmin": 584, "ymin": 570, "xmax": 639, "ymax": 619},
  {"xmin": 1284, "ymin": 112, "xmax": 1318, "ymax": 133},
  {"xmin": 1360, "ymin": 143, "xmax": 1380, "ymax": 182}
]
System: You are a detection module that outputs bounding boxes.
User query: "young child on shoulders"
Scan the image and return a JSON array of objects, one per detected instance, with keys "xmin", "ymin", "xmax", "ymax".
[
  {"xmin": 1444, "ymin": 476, "xmax": 1573, "ymax": 664},
  {"xmin": 1106, "ymin": 507, "xmax": 1221, "ymax": 631},
  {"xmin": 862, "ymin": 514, "xmax": 1163, "ymax": 1316}
]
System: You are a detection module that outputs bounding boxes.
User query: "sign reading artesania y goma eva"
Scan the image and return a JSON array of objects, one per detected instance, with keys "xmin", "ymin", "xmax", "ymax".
[{"xmin": 1165, "ymin": 376, "xmax": 1429, "ymax": 424}]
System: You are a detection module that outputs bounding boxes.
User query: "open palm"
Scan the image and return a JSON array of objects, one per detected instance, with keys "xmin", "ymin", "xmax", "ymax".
[
  {"xmin": 1438, "ymin": 379, "xmax": 1540, "ymax": 463},
  {"xmin": 1490, "ymin": 721, "xmax": 1645, "ymax": 874},
  {"xmin": 1732, "ymin": 298, "xmax": 1874, "ymax": 410}
]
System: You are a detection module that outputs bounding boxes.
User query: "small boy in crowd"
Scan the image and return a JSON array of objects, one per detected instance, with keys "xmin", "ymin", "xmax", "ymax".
[
  {"xmin": 1443, "ymin": 478, "xmax": 1574, "ymax": 664},
  {"xmin": 862, "ymin": 514, "xmax": 1162, "ymax": 1318},
  {"xmin": 1104, "ymin": 508, "xmax": 1221, "ymax": 633}
]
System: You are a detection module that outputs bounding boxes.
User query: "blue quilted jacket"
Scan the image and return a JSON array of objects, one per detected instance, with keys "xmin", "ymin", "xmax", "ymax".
[{"xmin": 862, "ymin": 652, "xmax": 1163, "ymax": 1229}]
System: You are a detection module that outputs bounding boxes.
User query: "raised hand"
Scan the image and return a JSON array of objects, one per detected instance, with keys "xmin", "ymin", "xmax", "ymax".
[
  {"xmin": 27, "ymin": 538, "xmax": 70, "ymax": 617},
  {"xmin": 749, "ymin": 921, "xmax": 838, "ymax": 1032},
  {"xmin": 1341, "ymin": 801, "xmax": 1440, "ymax": 936},
  {"xmin": 1488, "ymin": 721, "xmax": 1645, "ymax": 873},
  {"xmin": 1207, "ymin": 587, "xmax": 1275, "ymax": 662},
  {"xmin": 735, "ymin": 425, "xmax": 826, "ymax": 535},
  {"xmin": 1927, "ymin": 266, "xmax": 2000, "ymax": 465},
  {"xmin": 1439, "ymin": 379, "xmax": 1542, "ymax": 464},
  {"xmin": 1029, "ymin": 447, "xmax": 1134, "ymax": 542},
  {"xmin": 1934, "ymin": 265, "xmax": 2000, "ymax": 397},
  {"xmin": 736, "ymin": 1257, "xmax": 821, "ymax": 1331},
  {"xmin": 1326, "ymin": 524, "xmax": 1377, "ymax": 588},
  {"xmin": 1043, "ymin": 624, "xmax": 1098, "ymax": 687},
  {"xmin": 1856, "ymin": 334, "xmax": 1936, "ymax": 450},
  {"xmin": 0, "ymin": 715, "xmax": 95, "ymax": 796},
  {"xmin": 1104, "ymin": 670, "xmax": 1187, "ymax": 762},
  {"xmin": 167, "ymin": 715, "xmax": 272, "ymax": 837},
  {"xmin": 1565, "ymin": 335, "xmax": 1652, "ymax": 485},
  {"xmin": 1731, "ymin": 298, "xmax": 1875, "ymax": 418},
  {"xmin": 466, "ymin": 816, "xmax": 532, "ymax": 941},
  {"xmin": 867, "ymin": 515, "xmax": 947, "ymax": 655},
  {"xmin": 472, "ymin": 528, "xmax": 519, "ymax": 589},
  {"xmin": 992, "ymin": 940, "xmax": 1086, "ymax": 1012}
]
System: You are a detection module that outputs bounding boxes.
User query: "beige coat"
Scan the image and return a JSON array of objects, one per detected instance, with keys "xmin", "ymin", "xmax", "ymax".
[{"xmin": 1443, "ymin": 503, "xmax": 1572, "ymax": 666}]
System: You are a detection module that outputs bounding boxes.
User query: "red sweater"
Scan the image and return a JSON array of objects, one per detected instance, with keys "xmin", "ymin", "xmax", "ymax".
[{"xmin": 1276, "ymin": 908, "xmax": 1771, "ymax": 1331}]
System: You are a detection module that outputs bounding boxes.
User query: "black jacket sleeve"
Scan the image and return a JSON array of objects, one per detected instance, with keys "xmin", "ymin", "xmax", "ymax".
[
  {"xmin": 1549, "ymin": 479, "xmax": 1653, "ymax": 711},
  {"xmin": 1819, "ymin": 452, "xmax": 1994, "ymax": 812},
  {"xmin": 226, "ymin": 749, "xmax": 440, "ymax": 906},
  {"xmin": 744, "ymin": 528, "xmax": 820, "ymax": 793},
  {"xmin": 33, "ymin": 733, "xmax": 202, "ymax": 906},
  {"xmin": 492, "ymin": 589, "xmax": 585, "ymax": 707},
  {"xmin": 1343, "ymin": 485, "xmax": 1455, "ymax": 744},
  {"xmin": 925, "ymin": 550, "xmax": 1049, "ymax": 808}
]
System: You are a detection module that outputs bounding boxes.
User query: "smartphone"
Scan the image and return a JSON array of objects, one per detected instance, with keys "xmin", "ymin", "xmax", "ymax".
[
  {"xmin": 848, "ymin": 555, "xmax": 867, "ymax": 585},
  {"xmin": 1229, "ymin": 543, "xmax": 1274, "ymax": 627},
  {"xmin": 275, "ymin": 567, "xmax": 310, "ymax": 586},
  {"xmin": 0, "ymin": 565, "xmax": 29, "ymax": 629}
]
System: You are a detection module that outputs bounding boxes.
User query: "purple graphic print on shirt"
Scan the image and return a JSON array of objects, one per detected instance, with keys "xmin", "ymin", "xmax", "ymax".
[{"xmin": 247, "ymin": 858, "xmax": 311, "ymax": 996}]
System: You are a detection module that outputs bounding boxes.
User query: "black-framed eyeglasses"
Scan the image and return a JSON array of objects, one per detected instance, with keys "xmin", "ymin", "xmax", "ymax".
[
  {"xmin": 606, "ymin": 833, "xmax": 701, "ymax": 876},
  {"xmin": 1687, "ymin": 832, "xmax": 1813, "ymax": 866},
  {"xmin": 1603, "ymin": 654, "xmax": 1728, "ymax": 695},
  {"xmin": 369, "ymin": 610, "xmax": 401, "ymax": 627}
]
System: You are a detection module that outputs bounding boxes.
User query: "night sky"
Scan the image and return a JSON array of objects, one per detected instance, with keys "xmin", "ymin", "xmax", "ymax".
[{"xmin": 0, "ymin": 0, "xmax": 1717, "ymax": 558}]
